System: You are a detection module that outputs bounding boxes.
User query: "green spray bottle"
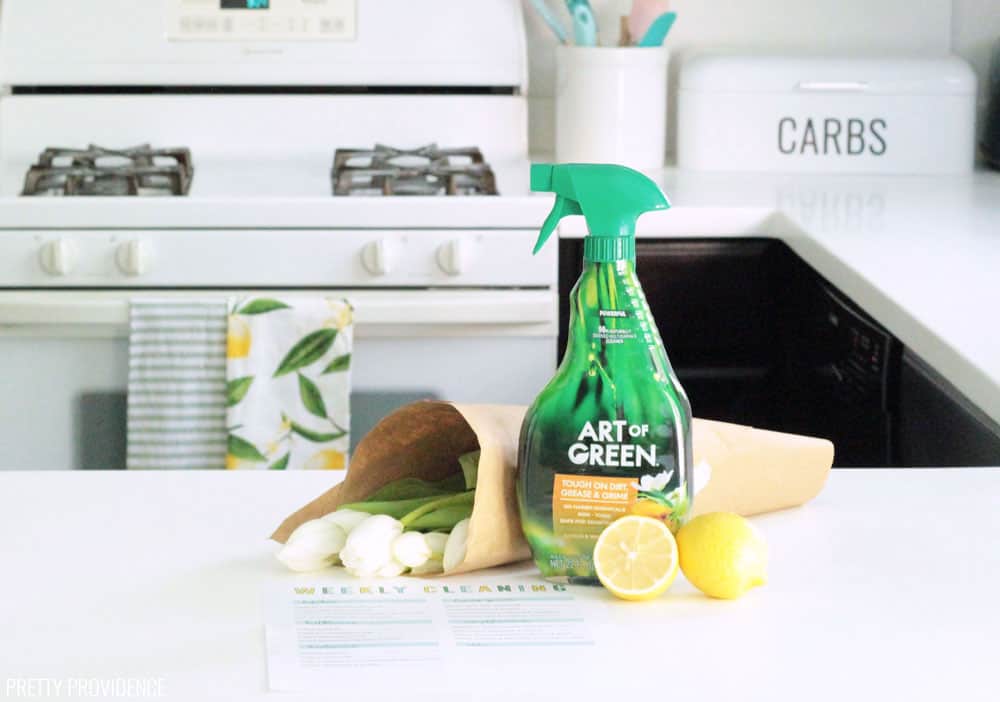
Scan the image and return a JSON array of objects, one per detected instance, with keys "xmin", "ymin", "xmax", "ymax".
[{"xmin": 517, "ymin": 163, "xmax": 693, "ymax": 583}]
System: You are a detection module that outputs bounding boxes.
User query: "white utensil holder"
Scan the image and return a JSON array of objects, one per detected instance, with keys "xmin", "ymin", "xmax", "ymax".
[{"xmin": 555, "ymin": 46, "xmax": 669, "ymax": 170}]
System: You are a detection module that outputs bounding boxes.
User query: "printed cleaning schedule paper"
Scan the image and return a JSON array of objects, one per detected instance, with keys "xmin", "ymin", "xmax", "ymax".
[{"xmin": 264, "ymin": 578, "xmax": 599, "ymax": 691}]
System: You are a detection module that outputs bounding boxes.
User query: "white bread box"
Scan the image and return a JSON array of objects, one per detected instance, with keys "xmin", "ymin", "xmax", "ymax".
[{"xmin": 677, "ymin": 53, "xmax": 977, "ymax": 174}]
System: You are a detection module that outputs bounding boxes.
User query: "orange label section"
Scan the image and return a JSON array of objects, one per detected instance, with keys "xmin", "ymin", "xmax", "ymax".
[{"xmin": 552, "ymin": 473, "xmax": 638, "ymax": 543}]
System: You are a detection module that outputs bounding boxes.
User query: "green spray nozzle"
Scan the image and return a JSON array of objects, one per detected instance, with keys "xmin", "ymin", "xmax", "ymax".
[{"xmin": 531, "ymin": 163, "xmax": 670, "ymax": 261}]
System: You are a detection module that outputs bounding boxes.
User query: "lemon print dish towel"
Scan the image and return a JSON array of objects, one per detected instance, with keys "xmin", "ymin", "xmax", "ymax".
[{"xmin": 226, "ymin": 297, "xmax": 353, "ymax": 471}]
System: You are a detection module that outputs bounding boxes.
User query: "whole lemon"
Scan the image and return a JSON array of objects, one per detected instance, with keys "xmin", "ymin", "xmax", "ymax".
[{"xmin": 676, "ymin": 512, "xmax": 767, "ymax": 600}]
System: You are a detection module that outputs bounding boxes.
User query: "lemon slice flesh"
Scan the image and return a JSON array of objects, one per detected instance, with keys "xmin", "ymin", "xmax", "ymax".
[{"xmin": 594, "ymin": 515, "xmax": 679, "ymax": 601}]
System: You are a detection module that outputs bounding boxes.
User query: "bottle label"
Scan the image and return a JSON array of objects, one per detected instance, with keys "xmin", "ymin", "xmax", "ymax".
[
  {"xmin": 595, "ymin": 309, "xmax": 638, "ymax": 344},
  {"xmin": 552, "ymin": 473, "xmax": 638, "ymax": 543},
  {"xmin": 568, "ymin": 419, "xmax": 657, "ymax": 467},
  {"xmin": 537, "ymin": 419, "xmax": 689, "ymax": 578}
]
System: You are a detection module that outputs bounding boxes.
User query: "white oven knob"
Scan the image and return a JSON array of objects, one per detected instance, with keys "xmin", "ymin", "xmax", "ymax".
[
  {"xmin": 361, "ymin": 239, "xmax": 397, "ymax": 276},
  {"xmin": 436, "ymin": 239, "xmax": 470, "ymax": 276},
  {"xmin": 39, "ymin": 239, "xmax": 79, "ymax": 276},
  {"xmin": 116, "ymin": 240, "xmax": 153, "ymax": 277}
]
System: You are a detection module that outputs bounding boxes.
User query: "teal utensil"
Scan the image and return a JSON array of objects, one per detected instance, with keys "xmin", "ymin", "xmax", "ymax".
[
  {"xmin": 565, "ymin": 0, "xmax": 598, "ymax": 47},
  {"xmin": 628, "ymin": 0, "xmax": 670, "ymax": 43},
  {"xmin": 529, "ymin": 0, "xmax": 569, "ymax": 44},
  {"xmin": 637, "ymin": 11, "xmax": 676, "ymax": 47}
]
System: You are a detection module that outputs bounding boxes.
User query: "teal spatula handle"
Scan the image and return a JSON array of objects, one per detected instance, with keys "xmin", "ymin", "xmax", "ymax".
[
  {"xmin": 637, "ymin": 11, "xmax": 676, "ymax": 47},
  {"xmin": 529, "ymin": 0, "xmax": 569, "ymax": 44},
  {"xmin": 565, "ymin": 0, "xmax": 598, "ymax": 47}
]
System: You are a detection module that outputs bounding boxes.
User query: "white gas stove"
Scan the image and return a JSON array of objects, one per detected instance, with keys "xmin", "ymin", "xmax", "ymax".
[{"xmin": 0, "ymin": 0, "xmax": 556, "ymax": 470}]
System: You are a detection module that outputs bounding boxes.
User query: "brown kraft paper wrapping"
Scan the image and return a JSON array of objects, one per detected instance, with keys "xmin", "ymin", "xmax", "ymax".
[
  {"xmin": 271, "ymin": 401, "xmax": 532, "ymax": 574},
  {"xmin": 272, "ymin": 402, "xmax": 834, "ymax": 573},
  {"xmin": 688, "ymin": 418, "xmax": 834, "ymax": 517}
]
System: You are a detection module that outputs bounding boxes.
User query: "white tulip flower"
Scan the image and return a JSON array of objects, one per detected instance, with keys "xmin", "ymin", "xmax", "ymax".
[
  {"xmin": 276, "ymin": 519, "xmax": 347, "ymax": 572},
  {"xmin": 345, "ymin": 557, "xmax": 407, "ymax": 578},
  {"xmin": 277, "ymin": 541, "xmax": 340, "ymax": 572},
  {"xmin": 321, "ymin": 509, "xmax": 370, "ymax": 534},
  {"xmin": 287, "ymin": 518, "xmax": 348, "ymax": 549},
  {"xmin": 442, "ymin": 518, "xmax": 470, "ymax": 573},
  {"xmin": 376, "ymin": 559, "xmax": 408, "ymax": 577},
  {"xmin": 409, "ymin": 558, "xmax": 444, "ymax": 576},
  {"xmin": 392, "ymin": 532, "xmax": 432, "ymax": 569},
  {"xmin": 339, "ymin": 514, "xmax": 403, "ymax": 577},
  {"xmin": 341, "ymin": 559, "xmax": 378, "ymax": 578},
  {"xmin": 409, "ymin": 533, "xmax": 449, "ymax": 575},
  {"xmin": 423, "ymin": 532, "xmax": 449, "ymax": 559}
]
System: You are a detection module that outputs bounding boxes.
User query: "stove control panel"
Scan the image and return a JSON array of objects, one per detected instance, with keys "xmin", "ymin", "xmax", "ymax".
[
  {"xmin": 4, "ymin": 230, "xmax": 556, "ymax": 288},
  {"xmin": 167, "ymin": 0, "xmax": 356, "ymax": 42}
]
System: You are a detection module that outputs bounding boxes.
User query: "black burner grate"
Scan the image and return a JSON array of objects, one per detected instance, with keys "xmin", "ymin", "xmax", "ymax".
[
  {"xmin": 22, "ymin": 144, "xmax": 194, "ymax": 196},
  {"xmin": 332, "ymin": 144, "xmax": 498, "ymax": 196}
]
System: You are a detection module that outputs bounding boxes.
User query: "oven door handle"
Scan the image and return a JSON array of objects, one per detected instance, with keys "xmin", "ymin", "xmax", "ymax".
[{"xmin": 0, "ymin": 291, "xmax": 558, "ymax": 337}]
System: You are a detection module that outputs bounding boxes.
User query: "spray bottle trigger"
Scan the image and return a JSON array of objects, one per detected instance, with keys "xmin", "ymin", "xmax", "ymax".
[{"xmin": 533, "ymin": 196, "xmax": 582, "ymax": 255}]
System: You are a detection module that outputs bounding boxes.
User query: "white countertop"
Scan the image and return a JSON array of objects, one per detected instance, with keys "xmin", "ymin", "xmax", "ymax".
[{"xmin": 1, "ymin": 469, "xmax": 998, "ymax": 701}]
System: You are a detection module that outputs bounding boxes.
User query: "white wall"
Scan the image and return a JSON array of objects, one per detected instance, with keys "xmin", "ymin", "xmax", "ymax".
[
  {"xmin": 952, "ymin": 0, "xmax": 1000, "ymax": 139},
  {"xmin": 521, "ymin": 0, "xmax": 990, "ymax": 156},
  {"xmin": 0, "ymin": 0, "xmax": 995, "ymax": 154}
]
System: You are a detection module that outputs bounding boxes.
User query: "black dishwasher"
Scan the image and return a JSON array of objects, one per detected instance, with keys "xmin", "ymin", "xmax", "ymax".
[
  {"xmin": 558, "ymin": 237, "xmax": 1000, "ymax": 467},
  {"xmin": 776, "ymin": 258, "xmax": 900, "ymax": 467},
  {"xmin": 897, "ymin": 350, "xmax": 1000, "ymax": 466}
]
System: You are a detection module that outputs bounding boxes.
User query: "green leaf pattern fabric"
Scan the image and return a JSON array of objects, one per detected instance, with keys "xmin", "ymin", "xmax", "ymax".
[
  {"xmin": 225, "ymin": 297, "xmax": 353, "ymax": 470},
  {"xmin": 225, "ymin": 376, "xmax": 254, "ymax": 407}
]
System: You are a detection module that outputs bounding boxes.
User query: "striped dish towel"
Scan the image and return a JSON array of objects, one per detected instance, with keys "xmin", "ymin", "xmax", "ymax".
[{"xmin": 126, "ymin": 299, "xmax": 229, "ymax": 470}]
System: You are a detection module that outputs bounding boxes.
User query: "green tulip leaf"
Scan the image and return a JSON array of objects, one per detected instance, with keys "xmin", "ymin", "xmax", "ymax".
[
  {"xmin": 459, "ymin": 450, "xmax": 480, "ymax": 490},
  {"xmin": 225, "ymin": 376, "xmax": 254, "ymax": 407},
  {"xmin": 366, "ymin": 477, "xmax": 459, "ymax": 502},
  {"xmin": 290, "ymin": 421, "xmax": 345, "ymax": 443},
  {"xmin": 321, "ymin": 353, "xmax": 351, "ymax": 374},
  {"xmin": 405, "ymin": 504, "xmax": 474, "ymax": 531},
  {"xmin": 297, "ymin": 373, "xmax": 328, "ymax": 419},
  {"xmin": 274, "ymin": 328, "xmax": 337, "ymax": 377},
  {"xmin": 238, "ymin": 298, "xmax": 290, "ymax": 315},
  {"xmin": 227, "ymin": 434, "xmax": 267, "ymax": 462},
  {"xmin": 434, "ymin": 472, "xmax": 468, "ymax": 493},
  {"xmin": 338, "ymin": 494, "xmax": 456, "ymax": 520},
  {"xmin": 399, "ymin": 490, "xmax": 476, "ymax": 528},
  {"xmin": 268, "ymin": 453, "xmax": 290, "ymax": 471}
]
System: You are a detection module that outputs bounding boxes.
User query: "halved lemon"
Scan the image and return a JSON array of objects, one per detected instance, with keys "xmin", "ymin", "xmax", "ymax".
[{"xmin": 593, "ymin": 515, "xmax": 679, "ymax": 601}]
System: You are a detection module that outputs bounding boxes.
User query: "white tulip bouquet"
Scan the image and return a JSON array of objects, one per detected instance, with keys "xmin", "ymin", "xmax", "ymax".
[{"xmin": 276, "ymin": 451, "xmax": 479, "ymax": 576}]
